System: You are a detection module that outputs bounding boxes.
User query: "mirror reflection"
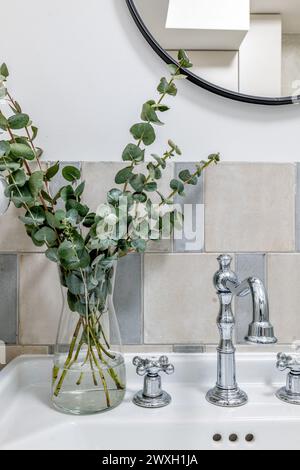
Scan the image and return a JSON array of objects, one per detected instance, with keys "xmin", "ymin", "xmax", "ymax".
[{"xmin": 134, "ymin": 0, "xmax": 300, "ymax": 98}]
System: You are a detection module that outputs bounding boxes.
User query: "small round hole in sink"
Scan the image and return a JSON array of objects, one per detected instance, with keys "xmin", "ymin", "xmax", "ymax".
[
  {"xmin": 245, "ymin": 434, "xmax": 255, "ymax": 443},
  {"xmin": 213, "ymin": 434, "xmax": 222, "ymax": 442},
  {"xmin": 229, "ymin": 434, "xmax": 238, "ymax": 442}
]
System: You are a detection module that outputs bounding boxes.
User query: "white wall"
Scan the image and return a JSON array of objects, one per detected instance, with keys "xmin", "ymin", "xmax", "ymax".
[{"xmin": 1, "ymin": 0, "xmax": 300, "ymax": 163}]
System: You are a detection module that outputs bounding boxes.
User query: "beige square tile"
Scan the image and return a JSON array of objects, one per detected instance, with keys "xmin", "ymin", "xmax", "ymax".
[
  {"xmin": 268, "ymin": 254, "xmax": 300, "ymax": 344},
  {"xmin": 0, "ymin": 205, "xmax": 45, "ymax": 253},
  {"xmin": 144, "ymin": 254, "xmax": 221, "ymax": 344},
  {"xmin": 0, "ymin": 346, "xmax": 49, "ymax": 369},
  {"xmin": 81, "ymin": 162, "xmax": 173, "ymax": 252},
  {"xmin": 81, "ymin": 162, "xmax": 126, "ymax": 212},
  {"xmin": 205, "ymin": 163, "xmax": 295, "ymax": 252},
  {"xmin": 19, "ymin": 254, "xmax": 62, "ymax": 345}
]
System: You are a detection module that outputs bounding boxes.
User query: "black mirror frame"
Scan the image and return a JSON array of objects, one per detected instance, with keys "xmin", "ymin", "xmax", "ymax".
[{"xmin": 126, "ymin": 0, "xmax": 300, "ymax": 106}]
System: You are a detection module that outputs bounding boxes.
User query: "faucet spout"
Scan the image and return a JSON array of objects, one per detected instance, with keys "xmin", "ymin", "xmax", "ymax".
[
  {"xmin": 226, "ymin": 276, "xmax": 277, "ymax": 344},
  {"xmin": 245, "ymin": 277, "xmax": 277, "ymax": 344}
]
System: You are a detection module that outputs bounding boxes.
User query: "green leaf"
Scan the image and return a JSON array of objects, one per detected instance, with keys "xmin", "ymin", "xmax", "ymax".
[
  {"xmin": 29, "ymin": 171, "xmax": 44, "ymax": 198},
  {"xmin": 0, "ymin": 63, "xmax": 9, "ymax": 78},
  {"xmin": 132, "ymin": 192, "xmax": 147, "ymax": 203},
  {"xmin": 19, "ymin": 206, "xmax": 45, "ymax": 226},
  {"xmin": 122, "ymin": 143, "xmax": 144, "ymax": 163},
  {"xmin": 170, "ymin": 179, "xmax": 185, "ymax": 195},
  {"xmin": 168, "ymin": 64, "xmax": 179, "ymax": 75},
  {"xmin": 45, "ymin": 162, "xmax": 59, "ymax": 181},
  {"xmin": 178, "ymin": 169, "xmax": 191, "ymax": 182},
  {"xmin": 62, "ymin": 165, "xmax": 81, "ymax": 182},
  {"xmin": 66, "ymin": 273, "xmax": 85, "ymax": 295},
  {"xmin": 0, "ymin": 141, "xmax": 10, "ymax": 157},
  {"xmin": 0, "ymin": 157, "xmax": 20, "ymax": 171},
  {"xmin": 115, "ymin": 166, "xmax": 133, "ymax": 184},
  {"xmin": 178, "ymin": 49, "xmax": 193, "ymax": 68},
  {"xmin": 129, "ymin": 173, "xmax": 146, "ymax": 192},
  {"xmin": 0, "ymin": 112, "xmax": 8, "ymax": 131},
  {"xmin": 74, "ymin": 181, "xmax": 85, "ymax": 198},
  {"xmin": 130, "ymin": 123, "xmax": 156, "ymax": 146},
  {"xmin": 10, "ymin": 183, "xmax": 34, "ymax": 206},
  {"xmin": 10, "ymin": 143, "xmax": 35, "ymax": 160},
  {"xmin": 34, "ymin": 227, "xmax": 57, "ymax": 245},
  {"xmin": 45, "ymin": 248, "xmax": 59, "ymax": 263},
  {"xmin": 11, "ymin": 169, "xmax": 26, "ymax": 187},
  {"xmin": 107, "ymin": 188, "xmax": 123, "ymax": 205},
  {"xmin": 41, "ymin": 190, "xmax": 53, "ymax": 204},
  {"xmin": 8, "ymin": 113, "xmax": 30, "ymax": 130},
  {"xmin": 152, "ymin": 154, "xmax": 166, "ymax": 169},
  {"xmin": 157, "ymin": 77, "xmax": 177, "ymax": 96},
  {"xmin": 168, "ymin": 139, "xmax": 182, "ymax": 155},
  {"xmin": 141, "ymin": 101, "xmax": 163, "ymax": 125},
  {"xmin": 45, "ymin": 211, "xmax": 59, "ymax": 229},
  {"xmin": 152, "ymin": 104, "xmax": 170, "ymax": 112},
  {"xmin": 60, "ymin": 185, "xmax": 75, "ymax": 202},
  {"xmin": 66, "ymin": 200, "xmax": 89, "ymax": 217},
  {"xmin": 66, "ymin": 209, "xmax": 78, "ymax": 226},
  {"xmin": 144, "ymin": 182, "xmax": 157, "ymax": 192},
  {"xmin": 31, "ymin": 126, "xmax": 38, "ymax": 141}
]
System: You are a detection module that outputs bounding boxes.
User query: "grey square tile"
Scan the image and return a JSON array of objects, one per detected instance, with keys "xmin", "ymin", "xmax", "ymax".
[
  {"xmin": 144, "ymin": 254, "xmax": 221, "ymax": 344},
  {"xmin": 114, "ymin": 254, "xmax": 142, "ymax": 345},
  {"xmin": 268, "ymin": 254, "xmax": 300, "ymax": 344},
  {"xmin": 0, "ymin": 255, "xmax": 18, "ymax": 344},
  {"xmin": 235, "ymin": 254, "xmax": 266, "ymax": 343},
  {"xmin": 19, "ymin": 254, "xmax": 62, "ymax": 345},
  {"xmin": 174, "ymin": 163, "xmax": 204, "ymax": 252}
]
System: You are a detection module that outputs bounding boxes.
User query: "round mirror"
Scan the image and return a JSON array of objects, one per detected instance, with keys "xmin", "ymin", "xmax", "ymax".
[
  {"xmin": 127, "ymin": 0, "xmax": 300, "ymax": 105},
  {"xmin": 0, "ymin": 176, "xmax": 10, "ymax": 216}
]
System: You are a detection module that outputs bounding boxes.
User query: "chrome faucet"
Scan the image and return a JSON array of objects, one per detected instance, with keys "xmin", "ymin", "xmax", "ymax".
[{"xmin": 206, "ymin": 254, "xmax": 277, "ymax": 408}]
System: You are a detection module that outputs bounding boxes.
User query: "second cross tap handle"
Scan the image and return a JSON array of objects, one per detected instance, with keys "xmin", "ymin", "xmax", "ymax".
[
  {"xmin": 276, "ymin": 353, "xmax": 300, "ymax": 373},
  {"xmin": 276, "ymin": 353, "xmax": 300, "ymax": 405},
  {"xmin": 133, "ymin": 356, "xmax": 175, "ymax": 377}
]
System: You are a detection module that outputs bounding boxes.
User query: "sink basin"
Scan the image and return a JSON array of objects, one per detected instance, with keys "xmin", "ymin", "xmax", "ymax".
[{"xmin": 0, "ymin": 352, "xmax": 300, "ymax": 450}]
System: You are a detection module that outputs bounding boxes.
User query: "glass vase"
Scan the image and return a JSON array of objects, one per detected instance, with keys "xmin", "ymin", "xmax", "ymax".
[{"xmin": 52, "ymin": 263, "xmax": 126, "ymax": 415}]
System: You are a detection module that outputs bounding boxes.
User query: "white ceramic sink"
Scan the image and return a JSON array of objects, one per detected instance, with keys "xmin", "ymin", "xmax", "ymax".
[{"xmin": 1, "ymin": 353, "xmax": 300, "ymax": 450}]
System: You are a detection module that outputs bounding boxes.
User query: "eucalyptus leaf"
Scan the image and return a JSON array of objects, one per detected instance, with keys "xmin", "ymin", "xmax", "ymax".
[
  {"xmin": 144, "ymin": 182, "xmax": 157, "ymax": 192},
  {"xmin": 178, "ymin": 49, "xmax": 193, "ymax": 68},
  {"xmin": 141, "ymin": 101, "xmax": 163, "ymax": 126},
  {"xmin": 115, "ymin": 166, "xmax": 133, "ymax": 184},
  {"xmin": 129, "ymin": 173, "xmax": 146, "ymax": 192},
  {"xmin": 0, "ymin": 141, "xmax": 10, "ymax": 157},
  {"xmin": 0, "ymin": 63, "xmax": 9, "ymax": 78},
  {"xmin": 34, "ymin": 226, "xmax": 57, "ymax": 245},
  {"xmin": 130, "ymin": 123, "xmax": 156, "ymax": 146},
  {"xmin": 10, "ymin": 143, "xmax": 35, "ymax": 160},
  {"xmin": 107, "ymin": 188, "xmax": 123, "ymax": 205},
  {"xmin": 29, "ymin": 171, "xmax": 44, "ymax": 198},
  {"xmin": 19, "ymin": 206, "xmax": 45, "ymax": 226},
  {"xmin": 122, "ymin": 143, "xmax": 144, "ymax": 163},
  {"xmin": 0, "ymin": 112, "xmax": 8, "ymax": 130},
  {"xmin": 45, "ymin": 247, "xmax": 59, "ymax": 263},
  {"xmin": 11, "ymin": 169, "xmax": 26, "ymax": 187},
  {"xmin": 45, "ymin": 162, "xmax": 60, "ymax": 181},
  {"xmin": 170, "ymin": 179, "xmax": 185, "ymax": 195},
  {"xmin": 8, "ymin": 113, "xmax": 30, "ymax": 130},
  {"xmin": 62, "ymin": 165, "xmax": 81, "ymax": 182}
]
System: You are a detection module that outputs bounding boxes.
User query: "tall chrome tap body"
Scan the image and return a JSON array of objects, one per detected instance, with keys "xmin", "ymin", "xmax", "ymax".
[{"xmin": 206, "ymin": 254, "xmax": 277, "ymax": 407}]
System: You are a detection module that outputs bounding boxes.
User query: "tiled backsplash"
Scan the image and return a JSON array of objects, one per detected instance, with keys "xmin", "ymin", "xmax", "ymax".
[{"xmin": 1, "ymin": 161, "xmax": 300, "ymax": 364}]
